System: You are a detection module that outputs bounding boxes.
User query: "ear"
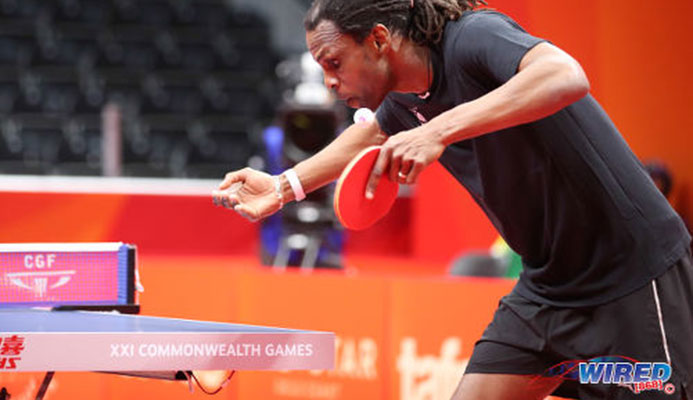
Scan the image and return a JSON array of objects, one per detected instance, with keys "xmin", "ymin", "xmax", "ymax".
[{"xmin": 369, "ymin": 24, "xmax": 392, "ymax": 54}]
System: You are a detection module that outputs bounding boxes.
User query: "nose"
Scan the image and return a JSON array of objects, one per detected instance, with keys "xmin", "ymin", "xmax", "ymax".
[{"xmin": 324, "ymin": 72, "xmax": 339, "ymax": 91}]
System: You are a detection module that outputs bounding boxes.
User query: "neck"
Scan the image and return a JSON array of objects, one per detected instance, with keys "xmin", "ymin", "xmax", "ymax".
[{"xmin": 391, "ymin": 41, "xmax": 431, "ymax": 96}]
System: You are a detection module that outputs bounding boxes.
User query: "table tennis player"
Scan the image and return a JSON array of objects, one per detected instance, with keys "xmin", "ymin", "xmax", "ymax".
[{"xmin": 213, "ymin": 1, "xmax": 692, "ymax": 398}]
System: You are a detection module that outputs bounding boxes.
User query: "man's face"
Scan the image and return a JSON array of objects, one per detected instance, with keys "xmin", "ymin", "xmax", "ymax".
[{"xmin": 306, "ymin": 20, "xmax": 392, "ymax": 110}]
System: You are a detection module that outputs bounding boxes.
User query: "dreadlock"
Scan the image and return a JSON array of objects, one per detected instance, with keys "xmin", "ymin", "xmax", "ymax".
[{"xmin": 304, "ymin": 0, "xmax": 487, "ymax": 47}]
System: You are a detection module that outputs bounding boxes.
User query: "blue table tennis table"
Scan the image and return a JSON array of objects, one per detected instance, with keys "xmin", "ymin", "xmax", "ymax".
[{"xmin": 0, "ymin": 308, "xmax": 335, "ymax": 399}]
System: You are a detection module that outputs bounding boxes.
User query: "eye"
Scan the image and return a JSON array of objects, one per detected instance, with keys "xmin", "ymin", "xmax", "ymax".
[{"xmin": 327, "ymin": 59, "xmax": 340, "ymax": 70}]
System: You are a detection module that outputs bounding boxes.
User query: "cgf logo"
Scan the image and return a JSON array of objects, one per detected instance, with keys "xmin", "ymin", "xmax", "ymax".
[
  {"xmin": 0, "ymin": 335, "xmax": 26, "ymax": 370},
  {"xmin": 5, "ymin": 253, "xmax": 75, "ymax": 298}
]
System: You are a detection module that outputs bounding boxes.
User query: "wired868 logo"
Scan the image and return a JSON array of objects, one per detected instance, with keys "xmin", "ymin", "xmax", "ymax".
[{"xmin": 546, "ymin": 356, "xmax": 675, "ymax": 395}]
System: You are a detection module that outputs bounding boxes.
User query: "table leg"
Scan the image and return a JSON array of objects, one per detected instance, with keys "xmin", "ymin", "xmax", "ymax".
[{"xmin": 35, "ymin": 371, "xmax": 54, "ymax": 400}]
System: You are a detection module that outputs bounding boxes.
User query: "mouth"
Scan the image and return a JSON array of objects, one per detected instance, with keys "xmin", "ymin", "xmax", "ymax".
[
  {"xmin": 345, "ymin": 97, "xmax": 359, "ymax": 108},
  {"xmin": 336, "ymin": 92, "xmax": 353, "ymax": 101},
  {"xmin": 335, "ymin": 92, "xmax": 361, "ymax": 108}
]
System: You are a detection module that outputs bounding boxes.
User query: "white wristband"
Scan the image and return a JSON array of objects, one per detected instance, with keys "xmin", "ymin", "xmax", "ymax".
[{"xmin": 283, "ymin": 169, "xmax": 306, "ymax": 202}]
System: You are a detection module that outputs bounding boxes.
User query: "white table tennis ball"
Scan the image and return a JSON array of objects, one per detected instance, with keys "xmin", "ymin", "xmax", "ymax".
[{"xmin": 353, "ymin": 108, "xmax": 375, "ymax": 124}]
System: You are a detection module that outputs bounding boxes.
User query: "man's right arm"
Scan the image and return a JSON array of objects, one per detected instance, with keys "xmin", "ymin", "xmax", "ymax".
[
  {"xmin": 284, "ymin": 118, "xmax": 387, "ymax": 201},
  {"xmin": 215, "ymin": 117, "xmax": 386, "ymax": 221}
]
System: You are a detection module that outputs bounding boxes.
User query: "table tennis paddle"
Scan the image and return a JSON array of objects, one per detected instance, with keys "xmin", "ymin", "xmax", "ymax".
[{"xmin": 334, "ymin": 146, "xmax": 398, "ymax": 230}]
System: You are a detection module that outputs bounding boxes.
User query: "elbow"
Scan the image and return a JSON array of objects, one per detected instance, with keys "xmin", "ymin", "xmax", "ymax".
[
  {"xmin": 572, "ymin": 72, "xmax": 590, "ymax": 100},
  {"xmin": 568, "ymin": 59, "xmax": 590, "ymax": 98},
  {"xmin": 556, "ymin": 62, "xmax": 590, "ymax": 106}
]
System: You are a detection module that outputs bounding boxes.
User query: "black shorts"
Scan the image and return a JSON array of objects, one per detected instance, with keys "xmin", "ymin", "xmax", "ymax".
[{"xmin": 466, "ymin": 252, "xmax": 693, "ymax": 399}]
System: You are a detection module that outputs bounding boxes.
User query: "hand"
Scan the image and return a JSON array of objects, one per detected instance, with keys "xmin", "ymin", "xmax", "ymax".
[
  {"xmin": 365, "ymin": 128, "xmax": 445, "ymax": 198},
  {"xmin": 212, "ymin": 168, "xmax": 281, "ymax": 222}
]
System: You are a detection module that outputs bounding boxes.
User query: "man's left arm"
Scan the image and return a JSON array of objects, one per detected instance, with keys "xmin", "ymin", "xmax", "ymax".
[
  {"xmin": 368, "ymin": 42, "xmax": 589, "ymax": 191},
  {"xmin": 429, "ymin": 42, "xmax": 589, "ymax": 145}
]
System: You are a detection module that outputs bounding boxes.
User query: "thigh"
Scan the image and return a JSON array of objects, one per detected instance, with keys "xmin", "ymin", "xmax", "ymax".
[
  {"xmin": 450, "ymin": 373, "xmax": 563, "ymax": 400},
  {"xmin": 460, "ymin": 296, "xmax": 571, "ymax": 399},
  {"xmin": 462, "ymin": 254, "xmax": 693, "ymax": 399}
]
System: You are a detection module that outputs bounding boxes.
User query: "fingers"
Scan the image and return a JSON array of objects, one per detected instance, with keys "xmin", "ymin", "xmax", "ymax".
[
  {"xmin": 212, "ymin": 168, "xmax": 281, "ymax": 223},
  {"xmin": 373, "ymin": 145, "xmax": 427, "ymax": 188},
  {"xmin": 234, "ymin": 204, "xmax": 259, "ymax": 222},
  {"xmin": 212, "ymin": 190, "xmax": 225, "ymax": 207},
  {"xmin": 398, "ymin": 160, "xmax": 413, "ymax": 184},
  {"xmin": 406, "ymin": 160, "xmax": 425, "ymax": 185},
  {"xmin": 211, "ymin": 190, "xmax": 235, "ymax": 209},
  {"xmin": 377, "ymin": 127, "xmax": 443, "ymax": 186},
  {"xmin": 212, "ymin": 182, "xmax": 242, "ymax": 208},
  {"xmin": 366, "ymin": 146, "xmax": 392, "ymax": 199},
  {"xmin": 389, "ymin": 150, "xmax": 401, "ymax": 183},
  {"xmin": 212, "ymin": 189, "xmax": 258, "ymax": 222},
  {"xmin": 218, "ymin": 168, "xmax": 249, "ymax": 190}
]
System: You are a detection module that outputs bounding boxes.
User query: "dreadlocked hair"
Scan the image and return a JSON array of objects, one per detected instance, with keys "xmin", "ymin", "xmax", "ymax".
[{"xmin": 305, "ymin": 0, "xmax": 487, "ymax": 47}]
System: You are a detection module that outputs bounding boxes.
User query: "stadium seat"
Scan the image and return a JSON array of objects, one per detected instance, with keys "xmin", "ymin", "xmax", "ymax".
[
  {"xmin": 0, "ymin": 0, "xmax": 280, "ymax": 177},
  {"xmin": 53, "ymin": 0, "xmax": 112, "ymax": 25},
  {"xmin": 55, "ymin": 116, "xmax": 103, "ymax": 175},
  {"xmin": 0, "ymin": 115, "xmax": 64, "ymax": 174},
  {"xmin": 0, "ymin": 0, "xmax": 43, "ymax": 19},
  {"xmin": 0, "ymin": 34, "xmax": 34, "ymax": 67},
  {"xmin": 0, "ymin": 68, "xmax": 19, "ymax": 113}
]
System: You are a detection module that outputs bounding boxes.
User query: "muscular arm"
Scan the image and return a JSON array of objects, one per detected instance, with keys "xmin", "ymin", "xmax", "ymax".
[
  {"xmin": 428, "ymin": 42, "xmax": 590, "ymax": 145},
  {"xmin": 368, "ymin": 42, "xmax": 590, "ymax": 193},
  {"xmin": 215, "ymin": 116, "xmax": 386, "ymax": 221}
]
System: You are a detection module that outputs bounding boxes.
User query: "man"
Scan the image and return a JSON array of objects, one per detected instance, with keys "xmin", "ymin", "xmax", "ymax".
[{"xmin": 213, "ymin": 0, "xmax": 692, "ymax": 398}]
